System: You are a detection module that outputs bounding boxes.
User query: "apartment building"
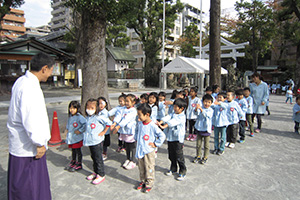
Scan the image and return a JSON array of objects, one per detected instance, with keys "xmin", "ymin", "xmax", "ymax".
[
  {"xmin": 0, "ymin": 8, "xmax": 26, "ymax": 38},
  {"xmin": 51, "ymin": 0, "xmax": 72, "ymax": 33},
  {"xmin": 128, "ymin": 3, "xmax": 205, "ymax": 69}
]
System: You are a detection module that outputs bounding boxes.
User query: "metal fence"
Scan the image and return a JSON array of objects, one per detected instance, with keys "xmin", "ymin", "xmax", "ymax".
[{"xmin": 107, "ymin": 70, "xmax": 144, "ymax": 79}]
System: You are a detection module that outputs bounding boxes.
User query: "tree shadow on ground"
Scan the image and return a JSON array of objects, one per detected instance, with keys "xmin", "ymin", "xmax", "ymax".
[{"xmin": 262, "ymin": 128, "xmax": 299, "ymax": 140}]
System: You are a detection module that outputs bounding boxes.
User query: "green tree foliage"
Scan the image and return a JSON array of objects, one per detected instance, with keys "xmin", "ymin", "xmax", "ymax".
[
  {"xmin": 0, "ymin": 0, "xmax": 24, "ymax": 19},
  {"xmin": 174, "ymin": 23, "xmax": 199, "ymax": 58},
  {"xmin": 234, "ymin": 0, "xmax": 275, "ymax": 71},
  {"xmin": 120, "ymin": 0, "xmax": 183, "ymax": 86},
  {"xmin": 106, "ymin": 23, "xmax": 130, "ymax": 48},
  {"xmin": 276, "ymin": 0, "xmax": 300, "ymax": 89}
]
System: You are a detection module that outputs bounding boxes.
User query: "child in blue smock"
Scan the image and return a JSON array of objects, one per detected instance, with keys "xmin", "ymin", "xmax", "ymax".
[
  {"xmin": 158, "ymin": 98, "xmax": 187, "ymax": 181},
  {"xmin": 165, "ymin": 90, "xmax": 179, "ymax": 115},
  {"xmin": 212, "ymin": 92, "xmax": 229, "ymax": 155},
  {"xmin": 243, "ymin": 87, "xmax": 254, "ymax": 137},
  {"xmin": 148, "ymin": 92, "xmax": 158, "ymax": 121},
  {"xmin": 157, "ymin": 92, "xmax": 167, "ymax": 121},
  {"xmin": 212, "ymin": 84, "xmax": 220, "ymax": 99},
  {"xmin": 64, "ymin": 101, "xmax": 86, "ymax": 172},
  {"xmin": 193, "ymin": 94, "xmax": 214, "ymax": 164},
  {"xmin": 225, "ymin": 91, "xmax": 244, "ymax": 149},
  {"xmin": 135, "ymin": 103, "xmax": 166, "ymax": 193},
  {"xmin": 109, "ymin": 93, "xmax": 126, "ymax": 152},
  {"xmin": 293, "ymin": 96, "xmax": 300, "ymax": 133},
  {"xmin": 112, "ymin": 94, "xmax": 138, "ymax": 170},
  {"xmin": 186, "ymin": 86, "xmax": 202, "ymax": 141},
  {"xmin": 84, "ymin": 99, "xmax": 111, "ymax": 185},
  {"xmin": 97, "ymin": 97, "xmax": 112, "ymax": 161},
  {"xmin": 235, "ymin": 89, "xmax": 248, "ymax": 143}
]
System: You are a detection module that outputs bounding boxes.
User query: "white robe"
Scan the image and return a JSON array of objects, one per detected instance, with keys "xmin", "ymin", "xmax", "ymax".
[{"xmin": 7, "ymin": 71, "xmax": 51, "ymax": 157}]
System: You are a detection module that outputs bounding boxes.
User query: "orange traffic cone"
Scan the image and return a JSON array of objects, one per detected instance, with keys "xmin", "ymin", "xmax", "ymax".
[{"xmin": 48, "ymin": 111, "xmax": 64, "ymax": 147}]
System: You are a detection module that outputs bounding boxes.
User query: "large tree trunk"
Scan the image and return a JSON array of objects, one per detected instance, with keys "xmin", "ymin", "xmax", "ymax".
[
  {"xmin": 80, "ymin": 14, "xmax": 109, "ymax": 108},
  {"xmin": 144, "ymin": 46, "xmax": 159, "ymax": 87},
  {"xmin": 209, "ymin": 0, "xmax": 221, "ymax": 87}
]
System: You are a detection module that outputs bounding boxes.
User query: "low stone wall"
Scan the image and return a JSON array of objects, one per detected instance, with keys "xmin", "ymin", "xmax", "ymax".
[{"xmin": 108, "ymin": 79, "xmax": 145, "ymax": 89}]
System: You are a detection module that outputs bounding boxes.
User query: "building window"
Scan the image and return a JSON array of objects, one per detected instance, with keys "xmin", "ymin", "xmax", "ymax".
[
  {"xmin": 176, "ymin": 27, "xmax": 180, "ymax": 35},
  {"xmin": 131, "ymin": 44, "xmax": 138, "ymax": 51}
]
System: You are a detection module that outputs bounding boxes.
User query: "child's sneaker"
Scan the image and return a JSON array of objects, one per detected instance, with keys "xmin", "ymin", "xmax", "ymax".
[
  {"xmin": 212, "ymin": 149, "xmax": 218, "ymax": 154},
  {"xmin": 121, "ymin": 148, "xmax": 126, "ymax": 152},
  {"xmin": 143, "ymin": 187, "xmax": 152, "ymax": 193},
  {"xmin": 69, "ymin": 162, "xmax": 82, "ymax": 172},
  {"xmin": 176, "ymin": 174, "xmax": 186, "ymax": 181},
  {"xmin": 92, "ymin": 175, "xmax": 105, "ymax": 185},
  {"xmin": 125, "ymin": 161, "xmax": 136, "ymax": 170},
  {"xmin": 122, "ymin": 160, "xmax": 130, "ymax": 168},
  {"xmin": 102, "ymin": 153, "xmax": 107, "ymax": 161},
  {"xmin": 228, "ymin": 143, "xmax": 235, "ymax": 148},
  {"xmin": 64, "ymin": 160, "xmax": 75, "ymax": 170},
  {"xmin": 200, "ymin": 158, "xmax": 207, "ymax": 165},
  {"xmin": 245, "ymin": 127, "xmax": 250, "ymax": 131},
  {"xmin": 250, "ymin": 132, "xmax": 254, "ymax": 137},
  {"xmin": 116, "ymin": 147, "xmax": 122, "ymax": 153},
  {"xmin": 254, "ymin": 128, "xmax": 260, "ymax": 133},
  {"xmin": 86, "ymin": 173, "xmax": 96, "ymax": 180},
  {"xmin": 165, "ymin": 170, "xmax": 175, "ymax": 176},
  {"xmin": 186, "ymin": 134, "xmax": 192, "ymax": 141},
  {"xmin": 190, "ymin": 134, "xmax": 197, "ymax": 141},
  {"xmin": 225, "ymin": 142, "xmax": 230, "ymax": 147},
  {"xmin": 193, "ymin": 156, "xmax": 201, "ymax": 163},
  {"xmin": 217, "ymin": 150, "xmax": 224, "ymax": 155},
  {"xmin": 238, "ymin": 140, "xmax": 245, "ymax": 144},
  {"xmin": 136, "ymin": 182, "xmax": 145, "ymax": 190}
]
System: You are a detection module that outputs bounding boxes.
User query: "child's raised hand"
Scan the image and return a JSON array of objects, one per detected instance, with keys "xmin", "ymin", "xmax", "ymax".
[
  {"xmin": 74, "ymin": 130, "xmax": 81, "ymax": 135},
  {"xmin": 112, "ymin": 126, "xmax": 120, "ymax": 134},
  {"xmin": 214, "ymin": 100, "xmax": 220, "ymax": 105},
  {"xmin": 98, "ymin": 131, "xmax": 105, "ymax": 136},
  {"xmin": 149, "ymin": 142, "xmax": 156, "ymax": 148},
  {"xmin": 110, "ymin": 123, "xmax": 116, "ymax": 131},
  {"xmin": 195, "ymin": 104, "xmax": 201, "ymax": 109}
]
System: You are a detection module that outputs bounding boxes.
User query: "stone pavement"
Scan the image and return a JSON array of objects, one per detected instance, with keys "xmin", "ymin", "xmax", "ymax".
[{"xmin": 0, "ymin": 90, "xmax": 299, "ymax": 200}]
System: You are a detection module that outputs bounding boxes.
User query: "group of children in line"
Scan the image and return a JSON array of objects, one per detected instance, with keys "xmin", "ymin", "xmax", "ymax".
[{"xmin": 62, "ymin": 84, "xmax": 300, "ymax": 193}]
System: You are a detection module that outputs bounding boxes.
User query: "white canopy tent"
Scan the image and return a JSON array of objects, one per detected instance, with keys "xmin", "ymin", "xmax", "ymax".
[{"xmin": 160, "ymin": 56, "xmax": 228, "ymax": 93}]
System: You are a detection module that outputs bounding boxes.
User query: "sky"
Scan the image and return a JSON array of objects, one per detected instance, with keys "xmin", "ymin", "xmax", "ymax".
[{"xmin": 19, "ymin": 0, "xmax": 241, "ymax": 27}]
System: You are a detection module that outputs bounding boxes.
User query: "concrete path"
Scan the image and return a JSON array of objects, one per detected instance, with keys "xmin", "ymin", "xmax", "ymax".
[{"xmin": 0, "ymin": 92, "xmax": 299, "ymax": 200}]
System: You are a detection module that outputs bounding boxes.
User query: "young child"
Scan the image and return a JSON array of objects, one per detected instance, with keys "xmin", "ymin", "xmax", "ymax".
[
  {"xmin": 293, "ymin": 96, "xmax": 300, "ymax": 134},
  {"xmin": 235, "ymin": 89, "xmax": 248, "ymax": 143},
  {"xmin": 165, "ymin": 90, "xmax": 178, "ymax": 115},
  {"xmin": 286, "ymin": 86, "xmax": 293, "ymax": 104},
  {"xmin": 157, "ymin": 92, "xmax": 167, "ymax": 121},
  {"xmin": 243, "ymin": 87, "xmax": 254, "ymax": 137},
  {"xmin": 109, "ymin": 93, "xmax": 126, "ymax": 153},
  {"xmin": 225, "ymin": 91, "xmax": 243, "ymax": 149},
  {"xmin": 64, "ymin": 101, "xmax": 86, "ymax": 172},
  {"xmin": 205, "ymin": 86, "xmax": 215, "ymax": 102},
  {"xmin": 186, "ymin": 86, "xmax": 202, "ymax": 141},
  {"xmin": 112, "ymin": 94, "xmax": 137, "ymax": 170},
  {"xmin": 193, "ymin": 94, "xmax": 214, "ymax": 164},
  {"xmin": 135, "ymin": 103, "xmax": 166, "ymax": 193},
  {"xmin": 212, "ymin": 92, "xmax": 229, "ymax": 155},
  {"xmin": 148, "ymin": 92, "xmax": 159, "ymax": 121},
  {"xmin": 97, "ymin": 97, "xmax": 112, "ymax": 161},
  {"xmin": 212, "ymin": 84, "xmax": 220, "ymax": 99},
  {"xmin": 84, "ymin": 99, "xmax": 111, "ymax": 185},
  {"xmin": 158, "ymin": 98, "xmax": 187, "ymax": 181},
  {"xmin": 140, "ymin": 93, "xmax": 149, "ymax": 104}
]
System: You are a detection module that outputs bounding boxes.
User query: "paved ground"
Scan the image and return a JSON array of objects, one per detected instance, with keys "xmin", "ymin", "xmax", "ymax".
[{"xmin": 0, "ymin": 88, "xmax": 299, "ymax": 200}]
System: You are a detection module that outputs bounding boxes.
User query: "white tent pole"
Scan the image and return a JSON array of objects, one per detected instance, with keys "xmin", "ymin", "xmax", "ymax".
[{"xmin": 199, "ymin": 0, "xmax": 203, "ymax": 59}]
